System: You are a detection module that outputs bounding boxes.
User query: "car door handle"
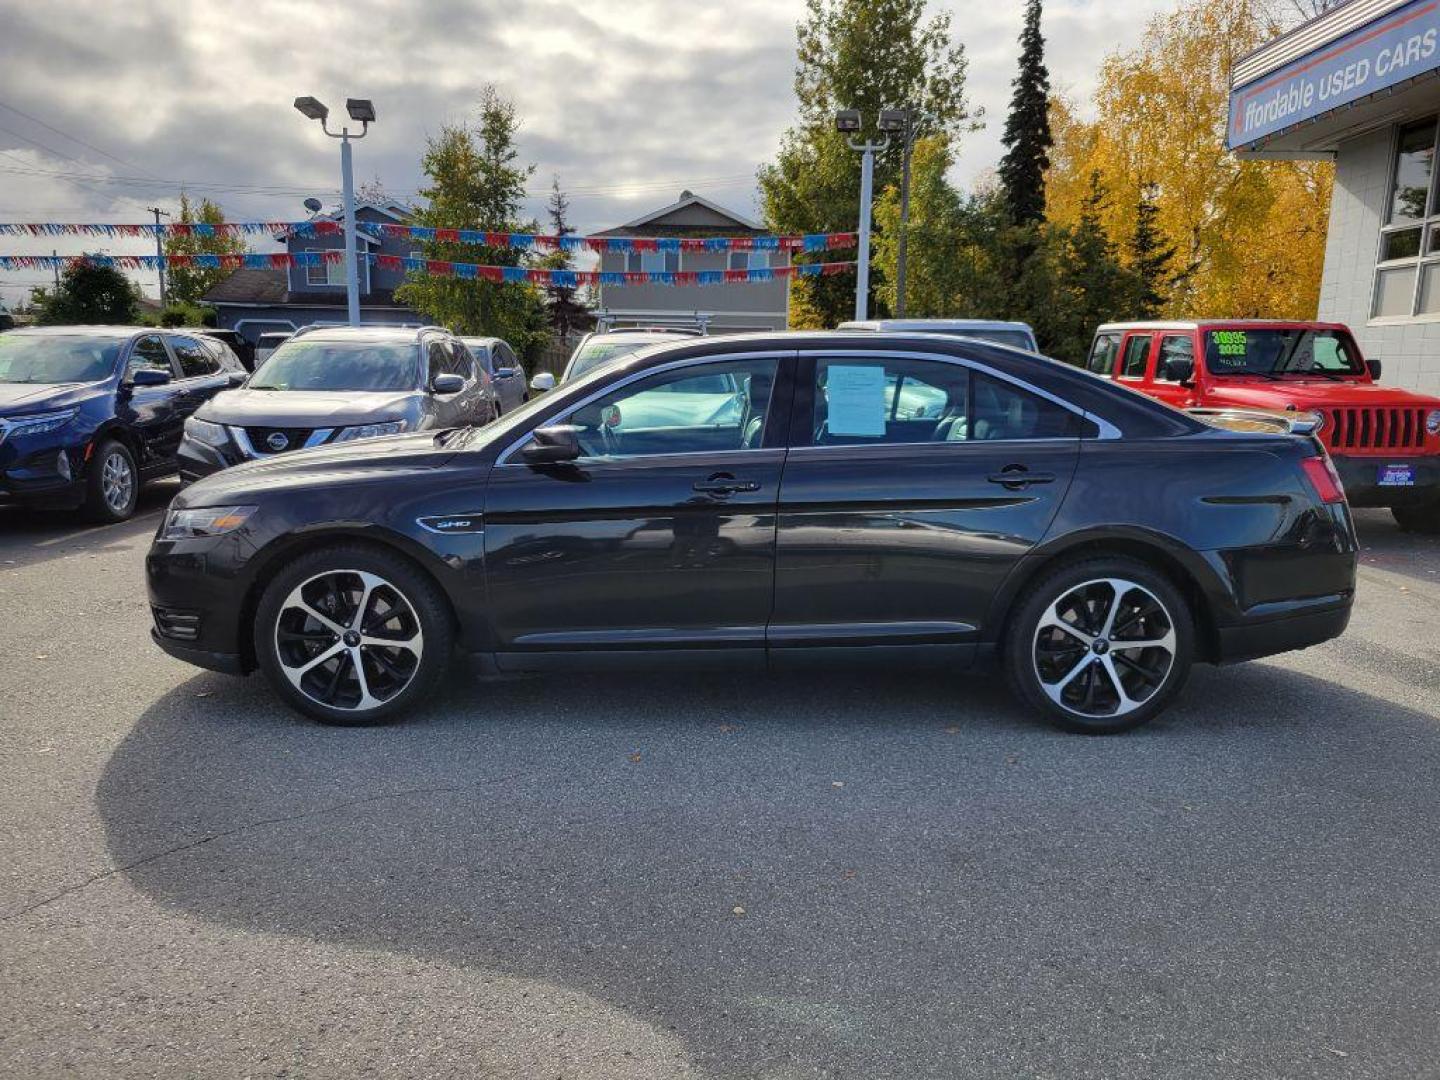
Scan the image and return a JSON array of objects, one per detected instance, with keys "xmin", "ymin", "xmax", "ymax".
[
  {"xmin": 693, "ymin": 474, "xmax": 761, "ymax": 495},
  {"xmin": 987, "ymin": 467, "xmax": 1056, "ymax": 489}
]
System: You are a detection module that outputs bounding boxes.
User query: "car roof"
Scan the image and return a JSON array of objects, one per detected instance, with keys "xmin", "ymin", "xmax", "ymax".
[
  {"xmin": 586, "ymin": 330, "xmax": 690, "ymax": 341},
  {"xmin": 839, "ymin": 319, "xmax": 1035, "ymax": 333},
  {"xmin": 1096, "ymin": 320, "xmax": 1351, "ymax": 332},
  {"xmin": 293, "ymin": 325, "xmax": 435, "ymax": 343},
  {"xmin": 459, "ymin": 336, "xmax": 502, "ymax": 346},
  {"xmin": 6, "ymin": 325, "xmax": 151, "ymax": 338}
]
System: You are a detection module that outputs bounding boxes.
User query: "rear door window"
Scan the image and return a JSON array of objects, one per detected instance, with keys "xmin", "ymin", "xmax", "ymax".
[
  {"xmin": 1119, "ymin": 334, "xmax": 1153, "ymax": 380},
  {"xmin": 171, "ymin": 335, "xmax": 221, "ymax": 378}
]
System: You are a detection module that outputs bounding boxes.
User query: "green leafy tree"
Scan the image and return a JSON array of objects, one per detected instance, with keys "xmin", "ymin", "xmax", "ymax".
[
  {"xmin": 1043, "ymin": 172, "xmax": 1136, "ymax": 360},
  {"xmin": 998, "ymin": 0, "xmax": 1053, "ymax": 226},
  {"xmin": 1128, "ymin": 181, "xmax": 1176, "ymax": 318},
  {"xmin": 33, "ymin": 261, "xmax": 141, "ymax": 325},
  {"xmin": 163, "ymin": 193, "xmax": 249, "ymax": 307},
  {"xmin": 395, "ymin": 86, "xmax": 551, "ymax": 356},
  {"xmin": 759, "ymin": 0, "xmax": 977, "ymax": 326}
]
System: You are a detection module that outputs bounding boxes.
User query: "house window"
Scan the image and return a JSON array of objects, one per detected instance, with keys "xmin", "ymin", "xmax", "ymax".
[
  {"xmin": 728, "ymin": 250, "xmax": 771, "ymax": 271},
  {"xmin": 626, "ymin": 250, "xmax": 679, "ymax": 274},
  {"xmin": 305, "ymin": 255, "xmax": 349, "ymax": 287},
  {"xmin": 1373, "ymin": 117, "xmax": 1440, "ymax": 319}
]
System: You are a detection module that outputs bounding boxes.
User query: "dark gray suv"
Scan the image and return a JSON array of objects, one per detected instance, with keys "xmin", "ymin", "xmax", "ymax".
[{"xmin": 177, "ymin": 325, "xmax": 496, "ymax": 480}]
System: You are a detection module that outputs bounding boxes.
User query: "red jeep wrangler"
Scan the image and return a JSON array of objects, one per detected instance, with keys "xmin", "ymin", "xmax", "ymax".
[{"xmin": 1087, "ymin": 321, "xmax": 1440, "ymax": 533}]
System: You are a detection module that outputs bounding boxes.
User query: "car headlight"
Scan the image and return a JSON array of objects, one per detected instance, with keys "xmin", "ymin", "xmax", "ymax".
[
  {"xmin": 1427, "ymin": 409, "xmax": 1440, "ymax": 436},
  {"xmin": 2, "ymin": 408, "xmax": 78, "ymax": 439},
  {"xmin": 161, "ymin": 505, "xmax": 258, "ymax": 540},
  {"xmin": 333, "ymin": 420, "xmax": 407, "ymax": 442},
  {"xmin": 183, "ymin": 417, "xmax": 229, "ymax": 447}
]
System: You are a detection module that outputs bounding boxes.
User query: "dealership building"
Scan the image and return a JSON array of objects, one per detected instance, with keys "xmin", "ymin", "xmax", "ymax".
[{"xmin": 1230, "ymin": 0, "xmax": 1440, "ymax": 393}]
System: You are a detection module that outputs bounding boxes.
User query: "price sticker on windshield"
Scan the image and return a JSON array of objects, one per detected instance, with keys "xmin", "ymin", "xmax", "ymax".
[{"xmin": 1213, "ymin": 330, "xmax": 1249, "ymax": 360}]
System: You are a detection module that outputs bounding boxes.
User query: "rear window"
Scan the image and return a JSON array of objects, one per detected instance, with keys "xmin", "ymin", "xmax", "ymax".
[{"xmin": 1205, "ymin": 328, "xmax": 1364, "ymax": 377}]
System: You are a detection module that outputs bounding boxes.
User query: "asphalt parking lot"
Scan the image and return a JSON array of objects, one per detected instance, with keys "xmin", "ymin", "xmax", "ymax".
[{"xmin": 1, "ymin": 489, "xmax": 1438, "ymax": 1079}]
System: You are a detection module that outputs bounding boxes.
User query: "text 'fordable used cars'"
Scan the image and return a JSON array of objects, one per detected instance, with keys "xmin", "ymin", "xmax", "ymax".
[{"xmin": 146, "ymin": 332, "xmax": 1357, "ymax": 734}]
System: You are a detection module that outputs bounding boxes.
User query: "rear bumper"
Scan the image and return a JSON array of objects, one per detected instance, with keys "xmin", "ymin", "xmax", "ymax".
[
  {"xmin": 1214, "ymin": 594, "xmax": 1352, "ymax": 664},
  {"xmin": 1332, "ymin": 453, "xmax": 1440, "ymax": 508}
]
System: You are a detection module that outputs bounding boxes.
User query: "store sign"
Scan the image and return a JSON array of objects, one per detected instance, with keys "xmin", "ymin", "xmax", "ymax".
[{"xmin": 1229, "ymin": 0, "xmax": 1440, "ymax": 148}]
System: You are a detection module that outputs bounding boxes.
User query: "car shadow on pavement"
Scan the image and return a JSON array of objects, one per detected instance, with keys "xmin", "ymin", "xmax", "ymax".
[
  {"xmin": 87, "ymin": 658, "xmax": 1440, "ymax": 1078},
  {"xmin": 0, "ymin": 478, "xmax": 178, "ymax": 570}
]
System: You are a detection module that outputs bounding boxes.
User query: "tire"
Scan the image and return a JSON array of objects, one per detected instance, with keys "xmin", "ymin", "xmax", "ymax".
[
  {"xmin": 253, "ymin": 543, "xmax": 455, "ymax": 726},
  {"xmin": 1392, "ymin": 500, "xmax": 1440, "ymax": 534},
  {"xmin": 84, "ymin": 438, "xmax": 138, "ymax": 523},
  {"xmin": 1003, "ymin": 556, "xmax": 1195, "ymax": 735}
]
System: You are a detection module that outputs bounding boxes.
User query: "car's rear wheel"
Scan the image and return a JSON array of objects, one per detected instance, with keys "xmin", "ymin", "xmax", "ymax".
[
  {"xmin": 1004, "ymin": 557, "xmax": 1194, "ymax": 734},
  {"xmin": 1392, "ymin": 500, "xmax": 1440, "ymax": 534},
  {"xmin": 254, "ymin": 544, "xmax": 454, "ymax": 725},
  {"xmin": 84, "ymin": 438, "xmax": 138, "ymax": 522}
]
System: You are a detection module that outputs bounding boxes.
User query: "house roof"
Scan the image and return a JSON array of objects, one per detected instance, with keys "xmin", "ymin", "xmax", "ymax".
[
  {"xmin": 201, "ymin": 266, "xmax": 410, "ymax": 309},
  {"xmin": 594, "ymin": 190, "xmax": 764, "ymax": 237}
]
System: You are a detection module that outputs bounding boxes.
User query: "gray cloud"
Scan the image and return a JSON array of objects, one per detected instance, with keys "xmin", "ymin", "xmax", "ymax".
[{"xmin": 0, "ymin": 0, "xmax": 1171, "ymax": 306}]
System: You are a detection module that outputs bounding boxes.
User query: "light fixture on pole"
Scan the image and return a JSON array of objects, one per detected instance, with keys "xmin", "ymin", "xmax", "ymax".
[
  {"xmin": 837, "ymin": 110, "xmax": 888, "ymax": 322},
  {"xmin": 293, "ymin": 95, "xmax": 375, "ymax": 326}
]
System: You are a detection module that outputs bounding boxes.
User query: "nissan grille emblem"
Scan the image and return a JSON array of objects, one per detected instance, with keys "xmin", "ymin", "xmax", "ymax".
[{"xmin": 266, "ymin": 431, "xmax": 289, "ymax": 451}]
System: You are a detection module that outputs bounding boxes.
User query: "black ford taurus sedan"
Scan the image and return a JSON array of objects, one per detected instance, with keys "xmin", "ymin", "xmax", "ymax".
[{"xmin": 146, "ymin": 332, "xmax": 1357, "ymax": 733}]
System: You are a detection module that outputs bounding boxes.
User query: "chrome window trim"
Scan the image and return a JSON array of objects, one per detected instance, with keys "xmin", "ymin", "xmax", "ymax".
[
  {"xmin": 495, "ymin": 350, "xmax": 796, "ymax": 466},
  {"xmin": 809, "ymin": 348, "xmax": 1121, "ymax": 442},
  {"xmin": 496, "ymin": 346, "xmax": 1120, "ymax": 467},
  {"xmin": 230, "ymin": 426, "xmax": 335, "ymax": 459}
]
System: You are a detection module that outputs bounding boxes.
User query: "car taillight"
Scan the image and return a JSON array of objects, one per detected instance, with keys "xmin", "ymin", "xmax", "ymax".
[{"xmin": 1300, "ymin": 454, "xmax": 1346, "ymax": 504}]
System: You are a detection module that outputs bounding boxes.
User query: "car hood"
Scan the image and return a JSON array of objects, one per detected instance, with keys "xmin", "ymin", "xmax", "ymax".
[
  {"xmin": 0, "ymin": 380, "xmax": 103, "ymax": 415},
  {"xmin": 1207, "ymin": 380, "xmax": 1440, "ymax": 411},
  {"xmin": 173, "ymin": 429, "xmax": 460, "ymax": 508},
  {"xmin": 195, "ymin": 388, "xmax": 421, "ymax": 426}
]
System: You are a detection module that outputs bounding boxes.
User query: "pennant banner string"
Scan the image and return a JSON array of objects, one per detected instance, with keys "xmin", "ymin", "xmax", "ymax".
[
  {"xmin": 0, "ymin": 251, "xmax": 856, "ymax": 287},
  {"xmin": 0, "ymin": 221, "xmax": 858, "ymax": 253}
]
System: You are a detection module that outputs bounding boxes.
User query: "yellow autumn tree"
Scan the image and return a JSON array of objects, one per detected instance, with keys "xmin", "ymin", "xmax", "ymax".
[{"xmin": 1046, "ymin": 0, "xmax": 1332, "ymax": 318}]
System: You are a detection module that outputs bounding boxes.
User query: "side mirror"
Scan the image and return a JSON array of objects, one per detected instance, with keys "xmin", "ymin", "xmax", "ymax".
[
  {"xmin": 521, "ymin": 424, "xmax": 582, "ymax": 464},
  {"xmin": 129, "ymin": 368, "xmax": 171, "ymax": 387},
  {"xmin": 226, "ymin": 370, "xmax": 248, "ymax": 388},
  {"xmin": 530, "ymin": 371, "xmax": 557, "ymax": 393},
  {"xmin": 1366, "ymin": 357, "xmax": 1383, "ymax": 381},
  {"xmin": 1164, "ymin": 356, "xmax": 1195, "ymax": 384},
  {"xmin": 431, "ymin": 373, "xmax": 465, "ymax": 395}
]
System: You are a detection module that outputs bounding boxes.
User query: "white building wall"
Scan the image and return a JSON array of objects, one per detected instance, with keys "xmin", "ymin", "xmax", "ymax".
[{"xmin": 1320, "ymin": 127, "xmax": 1440, "ymax": 394}]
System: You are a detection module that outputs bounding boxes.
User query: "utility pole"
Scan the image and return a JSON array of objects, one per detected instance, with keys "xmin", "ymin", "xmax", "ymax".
[
  {"xmin": 895, "ymin": 110, "xmax": 914, "ymax": 318},
  {"xmin": 147, "ymin": 206, "xmax": 170, "ymax": 307},
  {"xmin": 836, "ymin": 110, "xmax": 890, "ymax": 322},
  {"xmin": 51, "ymin": 249, "xmax": 60, "ymax": 289}
]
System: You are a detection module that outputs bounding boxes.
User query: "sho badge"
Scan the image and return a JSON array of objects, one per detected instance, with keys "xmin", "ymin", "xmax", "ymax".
[{"xmin": 417, "ymin": 514, "xmax": 485, "ymax": 534}]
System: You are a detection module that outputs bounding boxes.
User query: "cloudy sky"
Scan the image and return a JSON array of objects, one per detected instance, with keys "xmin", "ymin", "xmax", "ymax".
[{"xmin": 0, "ymin": 0, "xmax": 1174, "ymax": 307}]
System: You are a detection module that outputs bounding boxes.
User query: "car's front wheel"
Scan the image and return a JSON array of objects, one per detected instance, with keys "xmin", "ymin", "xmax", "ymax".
[
  {"xmin": 84, "ymin": 438, "xmax": 138, "ymax": 522},
  {"xmin": 1392, "ymin": 499, "xmax": 1440, "ymax": 534},
  {"xmin": 1004, "ymin": 556, "xmax": 1194, "ymax": 734},
  {"xmin": 254, "ymin": 544, "xmax": 454, "ymax": 725}
]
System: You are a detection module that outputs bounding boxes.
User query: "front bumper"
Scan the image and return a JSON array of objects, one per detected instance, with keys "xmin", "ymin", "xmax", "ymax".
[
  {"xmin": 177, "ymin": 434, "xmax": 241, "ymax": 482},
  {"xmin": 1332, "ymin": 453, "xmax": 1440, "ymax": 508},
  {"xmin": 150, "ymin": 627, "xmax": 248, "ymax": 675},
  {"xmin": 146, "ymin": 537, "xmax": 256, "ymax": 672},
  {"xmin": 0, "ymin": 431, "xmax": 91, "ymax": 509}
]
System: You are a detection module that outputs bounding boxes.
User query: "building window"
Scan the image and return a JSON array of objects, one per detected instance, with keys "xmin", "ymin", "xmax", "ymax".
[
  {"xmin": 626, "ymin": 250, "xmax": 679, "ymax": 274},
  {"xmin": 1373, "ymin": 117, "xmax": 1440, "ymax": 319},
  {"xmin": 305, "ymin": 255, "xmax": 349, "ymax": 287},
  {"xmin": 728, "ymin": 250, "xmax": 771, "ymax": 271}
]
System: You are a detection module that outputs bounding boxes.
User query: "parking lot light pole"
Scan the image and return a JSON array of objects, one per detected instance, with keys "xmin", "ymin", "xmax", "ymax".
[
  {"xmin": 294, "ymin": 95, "xmax": 375, "ymax": 327},
  {"xmin": 879, "ymin": 109, "xmax": 914, "ymax": 318},
  {"xmin": 837, "ymin": 110, "xmax": 888, "ymax": 322}
]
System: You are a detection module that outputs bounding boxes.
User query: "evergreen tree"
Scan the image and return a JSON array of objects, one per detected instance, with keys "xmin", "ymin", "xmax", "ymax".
[
  {"xmin": 997, "ymin": 0, "xmax": 1052, "ymax": 227},
  {"xmin": 33, "ymin": 261, "xmax": 141, "ymax": 325},
  {"xmin": 1049, "ymin": 172, "xmax": 1134, "ymax": 361},
  {"xmin": 759, "ymin": 0, "xmax": 976, "ymax": 326},
  {"xmin": 163, "ymin": 193, "xmax": 249, "ymax": 307},
  {"xmin": 1128, "ymin": 181, "xmax": 1175, "ymax": 318},
  {"xmin": 539, "ymin": 176, "xmax": 588, "ymax": 340},
  {"xmin": 395, "ymin": 86, "xmax": 551, "ymax": 356}
]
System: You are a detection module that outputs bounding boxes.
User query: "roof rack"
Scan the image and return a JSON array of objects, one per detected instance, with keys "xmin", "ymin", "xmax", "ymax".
[{"xmin": 593, "ymin": 308, "xmax": 712, "ymax": 335}]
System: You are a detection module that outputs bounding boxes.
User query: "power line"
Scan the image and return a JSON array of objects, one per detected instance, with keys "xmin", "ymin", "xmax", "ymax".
[{"xmin": 0, "ymin": 98, "xmax": 161, "ymax": 179}]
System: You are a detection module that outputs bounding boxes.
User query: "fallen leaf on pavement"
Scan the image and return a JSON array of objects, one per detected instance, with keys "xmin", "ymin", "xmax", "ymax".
[
  {"xmin": 628, "ymin": 751, "xmax": 642, "ymax": 763},
  {"xmin": 732, "ymin": 906, "xmax": 746, "ymax": 916}
]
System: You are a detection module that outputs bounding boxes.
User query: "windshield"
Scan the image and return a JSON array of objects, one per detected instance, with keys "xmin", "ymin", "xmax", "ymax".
[
  {"xmin": 1205, "ymin": 329, "xmax": 1363, "ymax": 377},
  {"xmin": 249, "ymin": 340, "xmax": 419, "ymax": 391},
  {"xmin": 567, "ymin": 337, "xmax": 675, "ymax": 379},
  {"xmin": 0, "ymin": 334, "xmax": 122, "ymax": 384}
]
